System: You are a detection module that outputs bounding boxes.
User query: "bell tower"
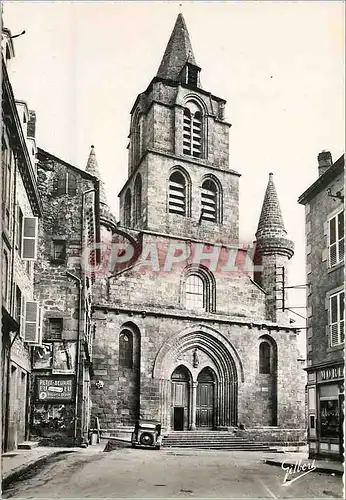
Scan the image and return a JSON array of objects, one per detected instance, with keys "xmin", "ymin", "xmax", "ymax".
[{"xmin": 119, "ymin": 14, "xmax": 241, "ymax": 245}]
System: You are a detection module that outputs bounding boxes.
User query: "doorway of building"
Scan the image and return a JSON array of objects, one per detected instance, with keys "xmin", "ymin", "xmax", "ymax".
[
  {"xmin": 196, "ymin": 367, "xmax": 215, "ymax": 429},
  {"xmin": 171, "ymin": 365, "xmax": 190, "ymax": 430}
]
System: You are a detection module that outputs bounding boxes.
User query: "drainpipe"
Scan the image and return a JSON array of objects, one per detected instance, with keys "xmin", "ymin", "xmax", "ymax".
[{"xmin": 66, "ymin": 271, "xmax": 82, "ymax": 444}]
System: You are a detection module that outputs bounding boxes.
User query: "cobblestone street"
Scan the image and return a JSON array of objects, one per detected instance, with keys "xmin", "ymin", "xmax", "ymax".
[{"xmin": 3, "ymin": 447, "xmax": 343, "ymax": 499}]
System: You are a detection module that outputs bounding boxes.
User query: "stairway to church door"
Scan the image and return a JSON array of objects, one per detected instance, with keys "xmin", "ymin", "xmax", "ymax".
[{"xmin": 196, "ymin": 368, "xmax": 215, "ymax": 429}]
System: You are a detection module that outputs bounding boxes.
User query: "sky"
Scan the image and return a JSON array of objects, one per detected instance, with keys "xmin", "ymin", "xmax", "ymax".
[{"xmin": 3, "ymin": 1, "xmax": 345, "ymax": 345}]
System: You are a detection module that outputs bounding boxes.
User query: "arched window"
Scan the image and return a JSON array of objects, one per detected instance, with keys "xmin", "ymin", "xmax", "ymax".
[
  {"xmin": 133, "ymin": 114, "xmax": 144, "ymax": 167},
  {"xmin": 201, "ymin": 179, "xmax": 218, "ymax": 223},
  {"xmin": 183, "ymin": 265, "xmax": 216, "ymax": 313},
  {"xmin": 169, "ymin": 171, "xmax": 186, "ymax": 216},
  {"xmin": 134, "ymin": 174, "xmax": 142, "ymax": 225},
  {"xmin": 186, "ymin": 274, "xmax": 205, "ymax": 311},
  {"xmin": 119, "ymin": 330, "xmax": 133, "ymax": 368},
  {"xmin": 124, "ymin": 189, "xmax": 132, "ymax": 226},
  {"xmin": 259, "ymin": 342, "xmax": 271, "ymax": 374},
  {"xmin": 183, "ymin": 102, "xmax": 202, "ymax": 158}
]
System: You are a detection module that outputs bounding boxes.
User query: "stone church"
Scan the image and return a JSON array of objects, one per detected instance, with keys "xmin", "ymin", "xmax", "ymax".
[{"xmin": 90, "ymin": 14, "xmax": 305, "ymax": 440}]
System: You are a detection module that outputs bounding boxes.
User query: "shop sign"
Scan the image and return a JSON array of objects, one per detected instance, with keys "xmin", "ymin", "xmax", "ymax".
[
  {"xmin": 318, "ymin": 365, "xmax": 343, "ymax": 382},
  {"xmin": 36, "ymin": 376, "xmax": 75, "ymax": 402}
]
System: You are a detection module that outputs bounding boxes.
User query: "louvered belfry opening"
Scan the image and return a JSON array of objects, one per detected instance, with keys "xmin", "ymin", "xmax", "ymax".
[
  {"xmin": 183, "ymin": 108, "xmax": 191, "ymax": 155},
  {"xmin": 169, "ymin": 171, "xmax": 186, "ymax": 215},
  {"xmin": 192, "ymin": 111, "xmax": 202, "ymax": 158},
  {"xmin": 201, "ymin": 179, "xmax": 217, "ymax": 222},
  {"xmin": 183, "ymin": 104, "xmax": 202, "ymax": 158}
]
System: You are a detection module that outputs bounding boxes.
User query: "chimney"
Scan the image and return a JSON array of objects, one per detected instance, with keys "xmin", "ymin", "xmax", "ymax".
[
  {"xmin": 27, "ymin": 110, "xmax": 36, "ymax": 138},
  {"xmin": 317, "ymin": 150, "xmax": 333, "ymax": 177}
]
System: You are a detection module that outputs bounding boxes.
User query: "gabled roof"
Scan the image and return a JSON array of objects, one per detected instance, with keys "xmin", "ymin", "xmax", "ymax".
[
  {"xmin": 298, "ymin": 154, "xmax": 344, "ymax": 205},
  {"xmin": 156, "ymin": 13, "xmax": 198, "ymax": 81},
  {"xmin": 37, "ymin": 148, "xmax": 95, "ymax": 180}
]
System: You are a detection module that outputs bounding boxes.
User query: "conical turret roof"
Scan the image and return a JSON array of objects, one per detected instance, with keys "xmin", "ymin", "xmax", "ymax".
[
  {"xmin": 255, "ymin": 173, "xmax": 287, "ymax": 240},
  {"xmin": 156, "ymin": 13, "xmax": 198, "ymax": 81},
  {"xmin": 85, "ymin": 145, "xmax": 108, "ymax": 206},
  {"xmin": 255, "ymin": 173, "xmax": 294, "ymax": 258}
]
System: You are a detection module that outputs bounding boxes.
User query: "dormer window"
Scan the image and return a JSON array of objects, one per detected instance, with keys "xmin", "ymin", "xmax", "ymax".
[{"xmin": 180, "ymin": 63, "xmax": 200, "ymax": 87}]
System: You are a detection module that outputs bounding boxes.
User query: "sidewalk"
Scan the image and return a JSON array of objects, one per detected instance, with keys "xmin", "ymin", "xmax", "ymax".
[
  {"xmin": 1, "ymin": 444, "xmax": 104, "ymax": 488},
  {"xmin": 262, "ymin": 451, "xmax": 344, "ymax": 476}
]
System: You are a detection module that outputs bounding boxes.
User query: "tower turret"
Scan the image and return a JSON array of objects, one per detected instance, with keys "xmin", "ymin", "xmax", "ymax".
[
  {"xmin": 254, "ymin": 173, "xmax": 294, "ymax": 323},
  {"xmin": 85, "ymin": 145, "xmax": 116, "ymax": 244}
]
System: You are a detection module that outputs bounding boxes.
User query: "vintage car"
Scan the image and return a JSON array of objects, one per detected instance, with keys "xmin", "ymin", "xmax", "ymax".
[{"xmin": 131, "ymin": 419, "xmax": 163, "ymax": 450}]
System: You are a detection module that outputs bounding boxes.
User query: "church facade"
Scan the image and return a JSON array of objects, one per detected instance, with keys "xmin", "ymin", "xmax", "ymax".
[{"xmin": 90, "ymin": 14, "xmax": 305, "ymax": 439}]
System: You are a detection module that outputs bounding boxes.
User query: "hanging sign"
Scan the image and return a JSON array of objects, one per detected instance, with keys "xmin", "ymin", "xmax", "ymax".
[{"xmin": 36, "ymin": 376, "xmax": 75, "ymax": 402}]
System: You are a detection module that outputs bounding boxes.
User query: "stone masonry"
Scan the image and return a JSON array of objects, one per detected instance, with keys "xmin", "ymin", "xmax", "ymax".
[{"xmin": 89, "ymin": 14, "xmax": 306, "ymax": 442}]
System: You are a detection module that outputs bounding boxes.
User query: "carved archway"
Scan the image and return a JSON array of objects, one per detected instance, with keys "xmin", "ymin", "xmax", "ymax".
[{"xmin": 153, "ymin": 325, "xmax": 243, "ymax": 429}]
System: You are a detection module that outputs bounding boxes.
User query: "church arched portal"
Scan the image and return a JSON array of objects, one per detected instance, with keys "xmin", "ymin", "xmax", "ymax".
[{"xmin": 156, "ymin": 327, "xmax": 242, "ymax": 431}]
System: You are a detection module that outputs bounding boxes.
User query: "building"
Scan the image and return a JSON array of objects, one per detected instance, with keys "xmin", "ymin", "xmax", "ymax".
[
  {"xmin": 1, "ymin": 27, "xmax": 42, "ymax": 452},
  {"xmin": 29, "ymin": 146, "xmax": 115, "ymax": 446},
  {"xmin": 298, "ymin": 151, "xmax": 344, "ymax": 461},
  {"xmin": 90, "ymin": 14, "xmax": 305, "ymax": 443}
]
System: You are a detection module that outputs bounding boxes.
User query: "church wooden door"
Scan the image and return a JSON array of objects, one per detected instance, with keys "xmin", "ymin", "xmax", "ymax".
[
  {"xmin": 171, "ymin": 366, "xmax": 190, "ymax": 431},
  {"xmin": 196, "ymin": 368, "xmax": 215, "ymax": 429}
]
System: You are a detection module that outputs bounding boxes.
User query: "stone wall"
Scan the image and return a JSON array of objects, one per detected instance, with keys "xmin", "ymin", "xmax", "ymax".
[
  {"xmin": 90, "ymin": 307, "xmax": 305, "ymax": 431},
  {"xmin": 31, "ymin": 154, "xmax": 96, "ymax": 444},
  {"xmin": 305, "ymin": 168, "xmax": 344, "ymax": 367}
]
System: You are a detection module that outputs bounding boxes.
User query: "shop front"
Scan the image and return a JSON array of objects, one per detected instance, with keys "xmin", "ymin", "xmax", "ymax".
[{"xmin": 307, "ymin": 362, "xmax": 344, "ymax": 461}]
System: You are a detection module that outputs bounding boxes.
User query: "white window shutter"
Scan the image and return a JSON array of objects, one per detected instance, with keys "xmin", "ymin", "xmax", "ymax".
[
  {"xmin": 19, "ymin": 295, "xmax": 25, "ymax": 339},
  {"xmin": 22, "ymin": 217, "xmax": 38, "ymax": 260},
  {"xmin": 24, "ymin": 301, "xmax": 39, "ymax": 343},
  {"xmin": 37, "ymin": 307, "xmax": 43, "ymax": 345}
]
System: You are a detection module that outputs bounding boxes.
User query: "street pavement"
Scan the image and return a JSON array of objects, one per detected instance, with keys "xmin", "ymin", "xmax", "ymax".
[{"xmin": 2, "ymin": 446, "xmax": 343, "ymax": 499}]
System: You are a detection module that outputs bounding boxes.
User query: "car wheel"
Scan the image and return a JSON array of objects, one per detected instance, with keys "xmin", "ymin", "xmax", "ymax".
[{"xmin": 139, "ymin": 432, "xmax": 154, "ymax": 446}]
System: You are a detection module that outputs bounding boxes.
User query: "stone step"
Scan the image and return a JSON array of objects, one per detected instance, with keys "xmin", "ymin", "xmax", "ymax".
[
  {"xmin": 162, "ymin": 431, "xmax": 275, "ymax": 451},
  {"xmin": 163, "ymin": 444, "xmax": 273, "ymax": 450},
  {"xmin": 163, "ymin": 441, "xmax": 268, "ymax": 448},
  {"xmin": 17, "ymin": 441, "xmax": 39, "ymax": 450}
]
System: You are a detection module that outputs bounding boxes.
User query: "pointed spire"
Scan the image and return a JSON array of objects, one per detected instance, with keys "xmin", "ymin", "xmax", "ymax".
[
  {"xmin": 255, "ymin": 173, "xmax": 287, "ymax": 241},
  {"xmin": 156, "ymin": 13, "xmax": 197, "ymax": 81},
  {"xmin": 85, "ymin": 145, "xmax": 108, "ymax": 206}
]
